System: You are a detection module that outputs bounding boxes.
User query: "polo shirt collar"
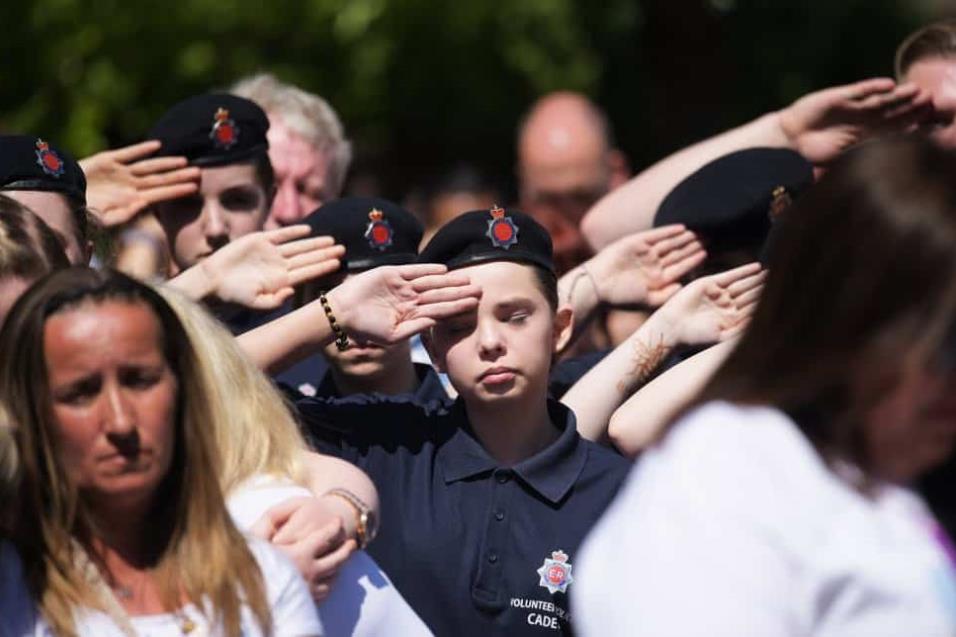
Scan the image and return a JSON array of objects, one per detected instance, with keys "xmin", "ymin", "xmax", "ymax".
[{"xmin": 437, "ymin": 399, "xmax": 587, "ymax": 505}]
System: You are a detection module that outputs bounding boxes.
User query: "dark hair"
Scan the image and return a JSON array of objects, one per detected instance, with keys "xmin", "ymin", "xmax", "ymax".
[
  {"xmin": 532, "ymin": 265, "xmax": 559, "ymax": 311},
  {"xmin": 684, "ymin": 135, "xmax": 956, "ymax": 476},
  {"xmin": 0, "ymin": 195, "xmax": 70, "ymax": 279},
  {"xmin": 895, "ymin": 20, "xmax": 956, "ymax": 79},
  {"xmin": 250, "ymin": 151, "xmax": 275, "ymax": 196}
]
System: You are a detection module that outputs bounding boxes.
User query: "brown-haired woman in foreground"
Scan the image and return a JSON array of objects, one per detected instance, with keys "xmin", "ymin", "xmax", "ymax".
[
  {"xmin": 574, "ymin": 135, "xmax": 956, "ymax": 636},
  {"xmin": 0, "ymin": 268, "xmax": 321, "ymax": 636}
]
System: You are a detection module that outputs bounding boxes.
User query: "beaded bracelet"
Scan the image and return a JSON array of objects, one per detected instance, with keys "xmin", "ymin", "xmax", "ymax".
[{"xmin": 319, "ymin": 291, "xmax": 349, "ymax": 351}]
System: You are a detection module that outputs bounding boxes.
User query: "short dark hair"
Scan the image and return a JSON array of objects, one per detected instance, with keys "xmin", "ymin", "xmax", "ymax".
[
  {"xmin": 532, "ymin": 265, "xmax": 558, "ymax": 312},
  {"xmin": 895, "ymin": 20, "xmax": 956, "ymax": 79}
]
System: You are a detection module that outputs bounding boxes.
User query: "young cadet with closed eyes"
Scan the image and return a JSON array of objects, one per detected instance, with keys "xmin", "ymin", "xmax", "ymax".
[{"xmin": 236, "ymin": 207, "xmax": 629, "ymax": 635}]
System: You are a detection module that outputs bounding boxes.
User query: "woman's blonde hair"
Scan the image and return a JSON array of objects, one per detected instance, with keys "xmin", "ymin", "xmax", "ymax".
[
  {"xmin": 155, "ymin": 285, "xmax": 305, "ymax": 493},
  {"xmin": 0, "ymin": 268, "xmax": 272, "ymax": 637}
]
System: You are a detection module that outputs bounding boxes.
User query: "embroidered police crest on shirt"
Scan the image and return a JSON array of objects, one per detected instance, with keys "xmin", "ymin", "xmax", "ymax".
[
  {"xmin": 537, "ymin": 549, "xmax": 573, "ymax": 594},
  {"xmin": 210, "ymin": 107, "xmax": 239, "ymax": 149},
  {"xmin": 34, "ymin": 139, "xmax": 64, "ymax": 178},
  {"xmin": 364, "ymin": 208, "xmax": 394, "ymax": 251},
  {"xmin": 486, "ymin": 205, "xmax": 519, "ymax": 249}
]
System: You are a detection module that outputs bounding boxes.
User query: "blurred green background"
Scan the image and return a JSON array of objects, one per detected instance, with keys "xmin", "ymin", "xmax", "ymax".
[{"xmin": 0, "ymin": 0, "xmax": 944, "ymax": 200}]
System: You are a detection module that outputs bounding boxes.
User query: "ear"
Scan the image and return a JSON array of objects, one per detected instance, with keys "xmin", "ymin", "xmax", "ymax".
[
  {"xmin": 552, "ymin": 305, "xmax": 574, "ymax": 353},
  {"xmin": 422, "ymin": 329, "xmax": 448, "ymax": 374}
]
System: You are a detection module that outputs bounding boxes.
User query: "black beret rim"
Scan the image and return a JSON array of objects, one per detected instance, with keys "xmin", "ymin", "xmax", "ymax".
[
  {"xmin": 440, "ymin": 251, "xmax": 554, "ymax": 274},
  {"xmin": 186, "ymin": 144, "xmax": 269, "ymax": 167},
  {"xmin": 0, "ymin": 181, "xmax": 86, "ymax": 206},
  {"xmin": 347, "ymin": 252, "xmax": 420, "ymax": 272}
]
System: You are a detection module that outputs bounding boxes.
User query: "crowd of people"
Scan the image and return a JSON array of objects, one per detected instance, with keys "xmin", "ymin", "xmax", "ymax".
[{"xmin": 2, "ymin": 17, "xmax": 956, "ymax": 637}]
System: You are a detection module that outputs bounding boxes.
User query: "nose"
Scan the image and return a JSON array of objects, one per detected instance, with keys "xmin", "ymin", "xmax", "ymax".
[
  {"xmin": 477, "ymin": 318, "xmax": 505, "ymax": 360},
  {"xmin": 103, "ymin": 382, "xmax": 138, "ymax": 447},
  {"xmin": 201, "ymin": 201, "xmax": 229, "ymax": 250},
  {"xmin": 270, "ymin": 181, "xmax": 302, "ymax": 227}
]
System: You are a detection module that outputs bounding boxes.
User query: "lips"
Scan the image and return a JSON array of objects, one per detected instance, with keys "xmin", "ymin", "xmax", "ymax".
[{"xmin": 478, "ymin": 366, "xmax": 518, "ymax": 384}]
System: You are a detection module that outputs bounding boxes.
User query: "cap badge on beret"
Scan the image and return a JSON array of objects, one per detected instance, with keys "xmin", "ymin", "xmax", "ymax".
[
  {"xmin": 769, "ymin": 186, "xmax": 792, "ymax": 220},
  {"xmin": 34, "ymin": 139, "xmax": 64, "ymax": 178},
  {"xmin": 209, "ymin": 107, "xmax": 239, "ymax": 150},
  {"xmin": 364, "ymin": 208, "xmax": 394, "ymax": 251},
  {"xmin": 486, "ymin": 205, "xmax": 519, "ymax": 249}
]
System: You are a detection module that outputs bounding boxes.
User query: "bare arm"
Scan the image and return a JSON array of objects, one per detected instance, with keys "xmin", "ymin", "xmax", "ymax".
[
  {"xmin": 563, "ymin": 264, "xmax": 763, "ymax": 442},
  {"xmin": 556, "ymin": 225, "xmax": 705, "ymax": 352},
  {"xmin": 607, "ymin": 338, "xmax": 737, "ymax": 458},
  {"xmin": 237, "ymin": 263, "xmax": 482, "ymax": 373},
  {"xmin": 300, "ymin": 451, "xmax": 380, "ymax": 539},
  {"xmin": 581, "ymin": 79, "xmax": 930, "ymax": 250}
]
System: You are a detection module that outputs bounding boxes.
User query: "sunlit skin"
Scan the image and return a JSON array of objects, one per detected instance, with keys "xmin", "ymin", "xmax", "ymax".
[
  {"xmin": 317, "ymin": 271, "xmax": 419, "ymax": 395},
  {"xmin": 44, "ymin": 301, "xmax": 178, "ymax": 514},
  {"xmin": 155, "ymin": 162, "xmax": 269, "ymax": 270},
  {"xmin": 905, "ymin": 56, "xmax": 956, "ymax": 150},
  {"xmin": 4, "ymin": 190, "xmax": 87, "ymax": 264},
  {"xmin": 266, "ymin": 119, "xmax": 331, "ymax": 229},
  {"xmin": 426, "ymin": 261, "xmax": 572, "ymax": 464},
  {"xmin": 863, "ymin": 358, "xmax": 956, "ymax": 483}
]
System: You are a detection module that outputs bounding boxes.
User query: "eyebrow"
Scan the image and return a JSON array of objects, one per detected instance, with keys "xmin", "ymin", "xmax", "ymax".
[{"xmin": 492, "ymin": 297, "xmax": 536, "ymax": 310}]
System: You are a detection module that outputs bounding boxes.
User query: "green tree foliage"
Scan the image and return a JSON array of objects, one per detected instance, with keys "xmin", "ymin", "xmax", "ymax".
[{"xmin": 0, "ymin": 0, "xmax": 930, "ymax": 199}]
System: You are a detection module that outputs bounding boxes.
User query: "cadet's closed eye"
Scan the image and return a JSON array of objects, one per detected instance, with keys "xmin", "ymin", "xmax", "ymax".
[{"xmin": 220, "ymin": 187, "xmax": 262, "ymax": 211}]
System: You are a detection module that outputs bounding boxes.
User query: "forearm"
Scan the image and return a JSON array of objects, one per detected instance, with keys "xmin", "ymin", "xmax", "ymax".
[
  {"xmin": 607, "ymin": 338, "xmax": 735, "ymax": 457},
  {"xmin": 237, "ymin": 300, "xmax": 335, "ymax": 373},
  {"xmin": 582, "ymin": 112, "xmax": 791, "ymax": 250},
  {"xmin": 561, "ymin": 314, "xmax": 676, "ymax": 442},
  {"xmin": 167, "ymin": 262, "xmax": 215, "ymax": 300},
  {"xmin": 300, "ymin": 451, "xmax": 380, "ymax": 540}
]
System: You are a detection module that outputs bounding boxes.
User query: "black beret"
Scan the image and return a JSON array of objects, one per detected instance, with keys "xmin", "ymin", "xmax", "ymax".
[
  {"xmin": 418, "ymin": 206, "xmax": 553, "ymax": 272},
  {"xmin": 654, "ymin": 147, "xmax": 813, "ymax": 254},
  {"xmin": 303, "ymin": 197, "xmax": 423, "ymax": 272},
  {"xmin": 0, "ymin": 135, "xmax": 86, "ymax": 205},
  {"xmin": 148, "ymin": 93, "xmax": 269, "ymax": 167}
]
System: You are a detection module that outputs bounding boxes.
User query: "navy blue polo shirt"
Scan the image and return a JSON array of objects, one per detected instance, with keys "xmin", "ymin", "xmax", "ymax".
[
  {"xmin": 304, "ymin": 362, "xmax": 448, "ymax": 405},
  {"xmin": 296, "ymin": 396, "xmax": 630, "ymax": 636}
]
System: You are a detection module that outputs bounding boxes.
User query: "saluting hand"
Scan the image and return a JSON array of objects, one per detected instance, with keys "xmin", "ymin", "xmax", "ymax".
[
  {"xmin": 649, "ymin": 262, "xmax": 766, "ymax": 346},
  {"xmin": 79, "ymin": 139, "xmax": 201, "ymax": 227},
  {"xmin": 195, "ymin": 225, "xmax": 345, "ymax": 309},
  {"xmin": 587, "ymin": 225, "xmax": 706, "ymax": 307},
  {"xmin": 327, "ymin": 263, "xmax": 482, "ymax": 345},
  {"xmin": 778, "ymin": 78, "xmax": 932, "ymax": 165}
]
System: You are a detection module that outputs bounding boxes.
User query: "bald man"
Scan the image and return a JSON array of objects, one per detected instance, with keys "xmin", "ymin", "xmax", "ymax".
[{"xmin": 517, "ymin": 92, "xmax": 629, "ymax": 274}]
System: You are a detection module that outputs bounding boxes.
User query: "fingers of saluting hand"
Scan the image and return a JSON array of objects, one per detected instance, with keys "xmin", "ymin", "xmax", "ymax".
[
  {"xmin": 711, "ymin": 262, "xmax": 763, "ymax": 286},
  {"xmin": 107, "ymin": 140, "xmax": 163, "ymax": 163},
  {"xmin": 396, "ymin": 263, "xmax": 448, "ymax": 280},
  {"xmin": 634, "ymin": 224, "xmax": 687, "ymax": 245},
  {"xmin": 659, "ymin": 238, "xmax": 705, "ymax": 269},
  {"xmin": 842, "ymin": 78, "xmax": 896, "ymax": 104},
  {"xmin": 287, "ymin": 260, "xmax": 342, "ymax": 287},
  {"xmin": 726, "ymin": 269, "xmax": 767, "ymax": 297},
  {"xmin": 286, "ymin": 244, "xmax": 345, "ymax": 269},
  {"xmin": 410, "ymin": 271, "xmax": 474, "ymax": 293},
  {"xmin": 137, "ymin": 182, "xmax": 200, "ymax": 209},
  {"xmin": 649, "ymin": 230, "xmax": 699, "ymax": 257},
  {"xmin": 415, "ymin": 284, "xmax": 483, "ymax": 305}
]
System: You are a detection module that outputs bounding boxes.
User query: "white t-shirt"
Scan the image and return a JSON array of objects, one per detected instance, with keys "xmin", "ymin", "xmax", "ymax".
[
  {"xmin": 227, "ymin": 476, "xmax": 432, "ymax": 636},
  {"xmin": 0, "ymin": 538, "xmax": 322, "ymax": 637},
  {"xmin": 572, "ymin": 401, "xmax": 956, "ymax": 637}
]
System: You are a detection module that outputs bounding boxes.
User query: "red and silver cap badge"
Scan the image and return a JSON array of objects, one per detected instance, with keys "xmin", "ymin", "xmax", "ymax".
[
  {"xmin": 537, "ymin": 549, "xmax": 574, "ymax": 594},
  {"xmin": 364, "ymin": 208, "xmax": 394, "ymax": 251},
  {"xmin": 34, "ymin": 139, "xmax": 64, "ymax": 178},
  {"xmin": 209, "ymin": 107, "xmax": 239, "ymax": 150},
  {"xmin": 486, "ymin": 205, "xmax": 518, "ymax": 249}
]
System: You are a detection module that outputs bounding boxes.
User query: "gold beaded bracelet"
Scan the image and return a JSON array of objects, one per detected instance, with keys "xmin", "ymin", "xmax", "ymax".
[{"xmin": 319, "ymin": 291, "xmax": 349, "ymax": 351}]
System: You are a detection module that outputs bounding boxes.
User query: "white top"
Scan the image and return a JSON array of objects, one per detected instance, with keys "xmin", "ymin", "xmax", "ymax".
[
  {"xmin": 227, "ymin": 476, "xmax": 432, "ymax": 636},
  {"xmin": 572, "ymin": 401, "xmax": 956, "ymax": 637},
  {"xmin": 0, "ymin": 538, "xmax": 321, "ymax": 637}
]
